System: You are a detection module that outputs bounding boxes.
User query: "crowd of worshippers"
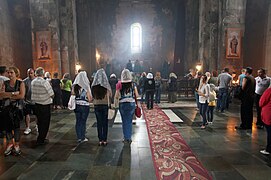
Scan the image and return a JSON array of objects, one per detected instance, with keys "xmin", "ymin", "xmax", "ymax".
[
  {"xmin": 0, "ymin": 65, "xmax": 271, "ymax": 156},
  {"xmin": 0, "ymin": 65, "xmax": 147, "ymax": 156},
  {"xmin": 187, "ymin": 66, "xmax": 271, "ymax": 155}
]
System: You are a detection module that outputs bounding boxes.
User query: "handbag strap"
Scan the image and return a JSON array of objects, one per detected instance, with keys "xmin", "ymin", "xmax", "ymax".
[
  {"xmin": 134, "ymin": 87, "xmax": 138, "ymax": 107},
  {"xmin": 107, "ymin": 92, "xmax": 111, "ymax": 108}
]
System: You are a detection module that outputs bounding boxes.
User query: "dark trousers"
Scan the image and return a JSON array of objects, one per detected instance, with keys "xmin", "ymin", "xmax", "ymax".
[
  {"xmin": 255, "ymin": 94, "xmax": 263, "ymax": 126},
  {"xmin": 265, "ymin": 125, "xmax": 271, "ymax": 153},
  {"xmin": 240, "ymin": 97, "xmax": 254, "ymax": 129},
  {"xmin": 145, "ymin": 90, "xmax": 154, "ymax": 109},
  {"xmin": 155, "ymin": 88, "xmax": 161, "ymax": 103},
  {"xmin": 35, "ymin": 104, "xmax": 51, "ymax": 143},
  {"xmin": 200, "ymin": 102, "xmax": 208, "ymax": 125},
  {"xmin": 62, "ymin": 90, "xmax": 71, "ymax": 108},
  {"xmin": 217, "ymin": 88, "xmax": 228, "ymax": 112},
  {"xmin": 94, "ymin": 105, "xmax": 108, "ymax": 141},
  {"xmin": 207, "ymin": 106, "xmax": 215, "ymax": 122}
]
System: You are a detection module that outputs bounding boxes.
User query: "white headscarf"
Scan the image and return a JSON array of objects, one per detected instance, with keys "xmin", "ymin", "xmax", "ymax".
[
  {"xmin": 73, "ymin": 71, "xmax": 91, "ymax": 92},
  {"xmin": 147, "ymin": 73, "xmax": 153, "ymax": 79},
  {"xmin": 91, "ymin": 68, "xmax": 111, "ymax": 92},
  {"xmin": 169, "ymin": 72, "xmax": 177, "ymax": 79},
  {"xmin": 121, "ymin": 69, "xmax": 132, "ymax": 83}
]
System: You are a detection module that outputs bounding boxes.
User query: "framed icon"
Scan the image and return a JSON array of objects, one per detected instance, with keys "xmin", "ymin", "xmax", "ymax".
[
  {"xmin": 36, "ymin": 31, "xmax": 51, "ymax": 60},
  {"xmin": 226, "ymin": 28, "xmax": 241, "ymax": 59}
]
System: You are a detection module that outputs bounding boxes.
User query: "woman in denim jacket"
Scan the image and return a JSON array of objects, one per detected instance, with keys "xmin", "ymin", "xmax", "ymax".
[
  {"xmin": 72, "ymin": 71, "xmax": 92, "ymax": 143},
  {"xmin": 115, "ymin": 69, "xmax": 139, "ymax": 144}
]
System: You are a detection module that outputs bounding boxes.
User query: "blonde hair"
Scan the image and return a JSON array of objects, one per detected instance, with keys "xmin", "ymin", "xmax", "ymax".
[{"xmin": 8, "ymin": 66, "xmax": 20, "ymax": 78}]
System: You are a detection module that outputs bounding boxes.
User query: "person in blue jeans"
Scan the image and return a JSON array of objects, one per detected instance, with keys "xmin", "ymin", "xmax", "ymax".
[
  {"xmin": 91, "ymin": 68, "xmax": 112, "ymax": 146},
  {"xmin": 217, "ymin": 68, "xmax": 232, "ymax": 112},
  {"xmin": 72, "ymin": 71, "xmax": 92, "ymax": 143},
  {"xmin": 197, "ymin": 75, "xmax": 210, "ymax": 129},
  {"xmin": 115, "ymin": 69, "xmax": 139, "ymax": 144}
]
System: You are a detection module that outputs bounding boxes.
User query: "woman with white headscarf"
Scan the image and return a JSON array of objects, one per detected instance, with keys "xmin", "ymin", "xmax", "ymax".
[
  {"xmin": 114, "ymin": 69, "xmax": 139, "ymax": 144},
  {"xmin": 91, "ymin": 68, "xmax": 112, "ymax": 146},
  {"xmin": 72, "ymin": 71, "xmax": 92, "ymax": 143}
]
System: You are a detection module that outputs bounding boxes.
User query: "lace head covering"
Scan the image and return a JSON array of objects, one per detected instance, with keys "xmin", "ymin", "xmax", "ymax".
[
  {"xmin": 110, "ymin": 73, "xmax": 116, "ymax": 78},
  {"xmin": 121, "ymin": 69, "xmax": 132, "ymax": 83},
  {"xmin": 73, "ymin": 71, "xmax": 91, "ymax": 92},
  {"xmin": 169, "ymin": 72, "xmax": 177, "ymax": 79},
  {"xmin": 91, "ymin": 68, "xmax": 111, "ymax": 91},
  {"xmin": 147, "ymin": 73, "xmax": 153, "ymax": 79}
]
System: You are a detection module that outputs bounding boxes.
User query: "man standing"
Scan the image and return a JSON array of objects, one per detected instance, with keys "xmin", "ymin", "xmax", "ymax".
[
  {"xmin": 217, "ymin": 68, "xmax": 232, "ymax": 112},
  {"xmin": 23, "ymin": 68, "xmax": 36, "ymax": 135},
  {"xmin": 31, "ymin": 67, "xmax": 54, "ymax": 145},
  {"xmin": 126, "ymin": 60, "xmax": 133, "ymax": 72},
  {"xmin": 255, "ymin": 68, "xmax": 270, "ymax": 129},
  {"xmin": 236, "ymin": 67, "xmax": 256, "ymax": 130}
]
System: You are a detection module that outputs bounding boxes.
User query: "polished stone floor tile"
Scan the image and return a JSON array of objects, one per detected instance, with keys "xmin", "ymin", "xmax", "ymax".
[
  {"xmin": 1, "ymin": 100, "xmax": 271, "ymax": 179},
  {"xmin": 54, "ymin": 170, "xmax": 88, "ymax": 180}
]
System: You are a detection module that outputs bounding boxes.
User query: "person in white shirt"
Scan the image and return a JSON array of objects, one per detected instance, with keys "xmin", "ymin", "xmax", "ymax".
[
  {"xmin": 255, "ymin": 68, "xmax": 270, "ymax": 129},
  {"xmin": 197, "ymin": 74, "xmax": 210, "ymax": 129},
  {"xmin": 31, "ymin": 67, "xmax": 54, "ymax": 145}
]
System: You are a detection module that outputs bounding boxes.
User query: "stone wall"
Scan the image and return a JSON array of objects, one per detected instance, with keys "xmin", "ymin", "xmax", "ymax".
[
  {"xmin": 0, "ymin": 0, "xmax": 32, "ymax": 77},
  {"xmin": 264, "ymin": 1, "xmax": 271, "ymax": 76},
  {"xmin": 184, "ymin": 0, "xmax": 199, "ymax": 73},
  {"xmin": 30, "ymin": 0, "xmax": 61, "ymax": 75},
  {"xmin": 76, "ymin": 0, "xmax": 179, "ymax": 76},
  {"xmin": 244, "ymin": 0, "xmax": 270, "ymax": 75},
  {"xmin": 1, "ymin": 0, "xmax": 271, "ymax": 78}
]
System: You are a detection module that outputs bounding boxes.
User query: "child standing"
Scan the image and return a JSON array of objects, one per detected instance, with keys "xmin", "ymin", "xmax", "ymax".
[{"xmin": 207, "ymin": 84, "xmax": 216, "ymax": 124}]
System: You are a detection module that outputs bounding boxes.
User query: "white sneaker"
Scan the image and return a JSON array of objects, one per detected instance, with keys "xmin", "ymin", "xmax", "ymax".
[
  {"xmin": 82, "ymin": 138, "xmax": 88, "ymax": 142},
  {"xmin": 260, "ymin": 150, "xmax": 270, "ymax": 155},
  {"xmin": 4, "ymin": 144, "xmax": 14, "ymax": 156},
  {"xmin": 14, "ymin": 145, "xmax": 21, "ymax": 156},
  {"xmin": 24, "ymin": 128, "xmax": 31, "ymax": 135}
]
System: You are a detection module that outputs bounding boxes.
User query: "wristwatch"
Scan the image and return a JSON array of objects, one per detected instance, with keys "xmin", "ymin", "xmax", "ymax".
[{"xmin": 12, "ymin": 92, "xmax": 15, "ymax": 95}]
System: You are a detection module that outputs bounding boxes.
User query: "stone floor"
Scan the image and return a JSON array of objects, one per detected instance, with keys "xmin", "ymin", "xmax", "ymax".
[{"xmin": 0, "ymin": 99, "xmax": 271, "ymax": 180}]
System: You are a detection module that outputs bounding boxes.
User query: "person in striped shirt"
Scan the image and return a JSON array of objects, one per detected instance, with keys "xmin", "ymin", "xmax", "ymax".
[{"xmin": 31, "ymin": 67, "xmax": 54, "ymax": 145}]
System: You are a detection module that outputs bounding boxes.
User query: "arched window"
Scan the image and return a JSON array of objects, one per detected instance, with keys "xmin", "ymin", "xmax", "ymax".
[{"xmin": 131, "ymin": 23, "xmax": 142, "ymax": 53}]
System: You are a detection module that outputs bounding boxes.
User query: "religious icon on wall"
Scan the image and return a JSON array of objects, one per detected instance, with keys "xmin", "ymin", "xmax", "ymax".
[
  {"xmin": 36, "ymin": 31, "xmax": 51, "ymax": 60},
  {"xmin": 226, "ymin": 28, "xmax": 241, "ymax": 59}
]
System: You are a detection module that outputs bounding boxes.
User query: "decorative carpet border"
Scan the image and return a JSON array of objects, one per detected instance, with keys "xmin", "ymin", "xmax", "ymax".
[{"xmin": 142, "ymin": 104, "xmax": 212, "ymax": 180}]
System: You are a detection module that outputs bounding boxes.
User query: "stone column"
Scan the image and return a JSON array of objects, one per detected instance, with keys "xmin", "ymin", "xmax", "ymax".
[
  {"xmin": 59, "ymin": 0, "xmax": 78, "ymax": 78},
  {"xmin": 29, "ymin": 0, "xmax": 61, "ymax": 74},
  {"xmin": 198, "ymin": 0, "xmax": 219, "ymax": 72},
  {"xmin": 184, "ymin": 0, "xmax": 199, "ymax": 72}
]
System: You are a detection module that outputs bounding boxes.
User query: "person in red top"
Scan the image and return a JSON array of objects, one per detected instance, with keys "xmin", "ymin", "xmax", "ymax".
[{"xmin": 259, "ymin": 87, "xmax": 271, "ymax": 155}]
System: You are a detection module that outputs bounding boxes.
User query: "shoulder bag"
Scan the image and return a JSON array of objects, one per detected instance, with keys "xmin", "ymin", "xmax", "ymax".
[
  {"xmin": 134, "ymin": 88, "xmax": 141, "ymax": 118},
  {"xmin": 108, "ymin": 93, "xmax": 115, "ymax": 120}
]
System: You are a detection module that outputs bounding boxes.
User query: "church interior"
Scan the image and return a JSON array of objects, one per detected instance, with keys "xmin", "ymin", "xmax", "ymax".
[{"xmin": 0, "ymin": 0, "xmax": 271, "ymax": 179}]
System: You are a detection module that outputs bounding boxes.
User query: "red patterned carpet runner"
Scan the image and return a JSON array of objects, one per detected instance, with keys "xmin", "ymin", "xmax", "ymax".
[{"xmin": 142, "ymin": 104, "xmax": 212, "ymax": 180}]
